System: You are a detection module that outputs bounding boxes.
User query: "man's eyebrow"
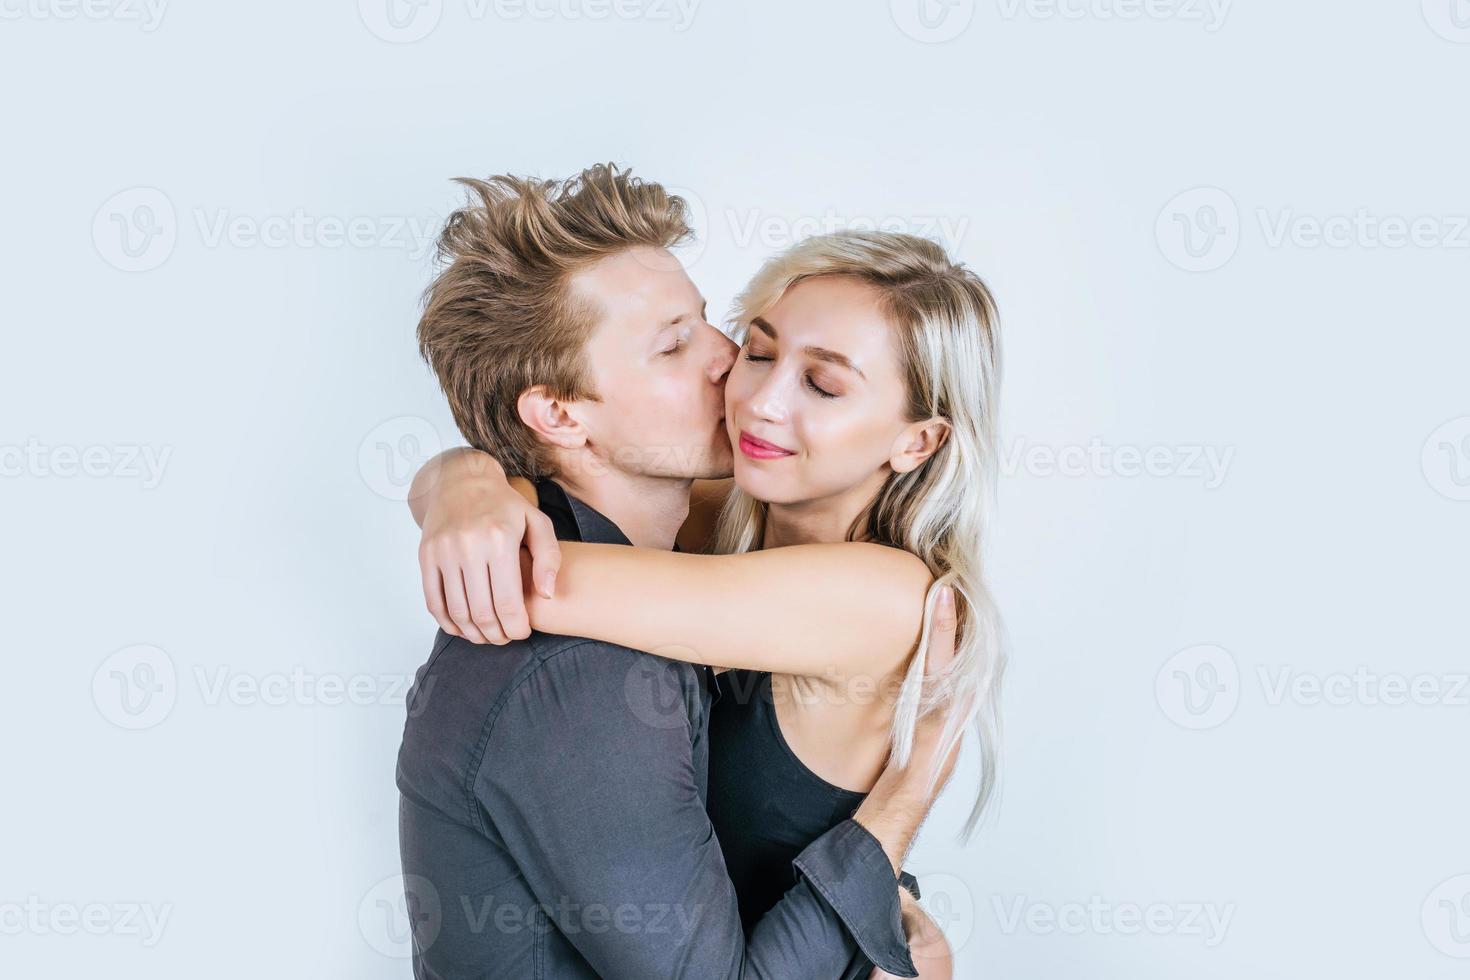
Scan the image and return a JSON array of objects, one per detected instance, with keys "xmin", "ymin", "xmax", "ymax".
[
  {"xmin": 667, "ymin": 298, "xmax": 708, "ymax": 328},
  {"xmin": 749, "ymin": 317, "xmax": 866, "ymax": 380}
]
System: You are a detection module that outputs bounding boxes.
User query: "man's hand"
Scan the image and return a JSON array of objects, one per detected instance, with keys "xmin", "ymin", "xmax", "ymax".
[
  {"xmin": 413, "ymin": 449, "xmax": 562, "ymax": 645},
  {"xmin": 854, "ymin": 585, "xmax": 971, "ymax": 871}
]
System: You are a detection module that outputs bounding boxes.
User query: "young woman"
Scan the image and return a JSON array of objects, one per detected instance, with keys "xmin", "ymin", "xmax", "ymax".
[{"xmin": 415, "ymin": 231, "xmax": 1005, "ymax": 978}]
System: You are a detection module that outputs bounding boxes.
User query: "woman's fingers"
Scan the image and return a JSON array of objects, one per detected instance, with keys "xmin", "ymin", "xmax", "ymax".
[
  {"xmin": 444, "ymin": 565, "xmax": 490, "ymax": 645},
  {"xmin": 925, "ymin": 586, "xmax": 959, "ymax": 679},
  {"xmin": 523, "ymin": 510, "xmax": 562, "ymax": 600},
  {"xmin": 487, "ymin": 530, "xmax": 531, "ymax": 642},
  {"xmin": 461, "ymin": 561, "xmax": 506, "ymax": 645},
  {"xmin": 421, "ymin": 561, "xmax": 459, "ymax": 638}
]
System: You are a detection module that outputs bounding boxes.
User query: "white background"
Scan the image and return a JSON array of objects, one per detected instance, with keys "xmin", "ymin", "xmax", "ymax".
[{"xmin": 2, "ymin": 1, "xmax": 1468, "ymax": 977}]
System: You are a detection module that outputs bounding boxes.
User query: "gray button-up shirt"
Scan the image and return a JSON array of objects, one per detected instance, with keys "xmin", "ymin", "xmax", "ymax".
[{"xmin": 397, "ymin": 477, "xmax": 917, "ymax": 978}]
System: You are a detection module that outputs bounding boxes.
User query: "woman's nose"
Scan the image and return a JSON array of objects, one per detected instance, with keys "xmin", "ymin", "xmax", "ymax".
[{"xmin": 744, "ymin": 371, "xmax": 789, "ymax": 424}]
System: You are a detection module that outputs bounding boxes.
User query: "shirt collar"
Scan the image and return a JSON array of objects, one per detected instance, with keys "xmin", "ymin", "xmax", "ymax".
[
  {"xmin": 533, "ymin": 476, "xmax": 707, "ymax": 694},
  {"xmin": 533, "ymin": 477, "xmax": 632, "ymax": 546}
]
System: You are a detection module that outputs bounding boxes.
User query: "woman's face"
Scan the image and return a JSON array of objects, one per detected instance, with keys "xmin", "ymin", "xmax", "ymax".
[{"xmin": 724, "ymin": 275, "xmax": 917, "ymax": 506}]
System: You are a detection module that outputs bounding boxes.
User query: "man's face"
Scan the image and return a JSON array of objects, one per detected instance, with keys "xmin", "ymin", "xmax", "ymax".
[{"xmin": 568, "ymin": 246, "xmax": 737, "ymax": 481}]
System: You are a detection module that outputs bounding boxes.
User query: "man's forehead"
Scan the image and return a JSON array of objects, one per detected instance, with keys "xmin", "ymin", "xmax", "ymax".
[{"xmin": 573, "ymin": 247, "xmax": 701, "ymax": 326}]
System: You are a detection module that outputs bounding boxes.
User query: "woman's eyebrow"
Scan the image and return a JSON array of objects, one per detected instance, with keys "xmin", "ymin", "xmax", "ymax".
[{"xmin": 750, "ymin": 316, "xmax": 866, "ymax": 380}]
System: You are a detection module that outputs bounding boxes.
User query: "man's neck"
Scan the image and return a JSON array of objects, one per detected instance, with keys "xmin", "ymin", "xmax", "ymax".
[{"xmin": 552, "ymin": 468, "xmax": 691, "ymax": 551}]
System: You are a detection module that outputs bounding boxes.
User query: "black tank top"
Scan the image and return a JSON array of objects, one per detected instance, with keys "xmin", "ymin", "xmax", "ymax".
[{"xmin": 707, "ymin": 668, "xmax": 919, "ymax": 930}]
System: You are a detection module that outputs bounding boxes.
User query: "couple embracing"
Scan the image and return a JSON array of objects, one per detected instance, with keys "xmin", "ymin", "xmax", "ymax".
[{"xmin": 395, "ymin": 163, "xmax": 1005, "ymax": 979}]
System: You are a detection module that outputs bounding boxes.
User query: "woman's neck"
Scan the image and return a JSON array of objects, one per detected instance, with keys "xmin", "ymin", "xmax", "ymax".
[{"xmin": 760, "ymin": 470, "xmax": 887, "ymax": 549}]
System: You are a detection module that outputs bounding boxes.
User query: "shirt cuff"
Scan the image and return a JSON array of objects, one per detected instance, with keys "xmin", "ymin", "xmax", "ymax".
[{"xmin": 791, "ymin": 818, "xmax": 918, "ymax": 979}]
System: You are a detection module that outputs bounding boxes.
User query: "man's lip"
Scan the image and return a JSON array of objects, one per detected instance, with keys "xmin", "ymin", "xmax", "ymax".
[{"xmin": 739, "ymin": 430, "xmax": 794, "ymax": 455}]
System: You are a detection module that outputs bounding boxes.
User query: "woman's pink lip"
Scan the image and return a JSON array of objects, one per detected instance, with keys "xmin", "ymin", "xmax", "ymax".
[{"xmin": 739, "ymin": 431, "xmax": 794, "ymax": 459}]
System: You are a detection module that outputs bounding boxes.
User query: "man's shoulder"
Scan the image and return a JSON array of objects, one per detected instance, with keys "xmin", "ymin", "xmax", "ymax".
[{"xmin": 398, "ymin": 629, "xmax": 705, "ymax": 800}]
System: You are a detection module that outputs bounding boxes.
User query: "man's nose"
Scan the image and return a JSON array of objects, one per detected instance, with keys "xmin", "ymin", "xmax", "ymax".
[{"xmin": 707, "ymin": 326, "xmax": 738, "ymax": 385}]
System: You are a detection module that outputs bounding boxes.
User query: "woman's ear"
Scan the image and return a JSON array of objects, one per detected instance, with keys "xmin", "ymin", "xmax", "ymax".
[
  {"xmin": 889, "ymin": 418, "xmax": 950, "ymax": 474},
  {"xmin": 517, "ymin": 386, "xmax": 587, "ymax": 450}
]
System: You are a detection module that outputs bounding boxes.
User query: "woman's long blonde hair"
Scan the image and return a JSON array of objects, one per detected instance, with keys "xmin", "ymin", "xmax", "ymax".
[{"xmin": 710, "ymin": 230, "xmax": 1005, "ymax": 839}]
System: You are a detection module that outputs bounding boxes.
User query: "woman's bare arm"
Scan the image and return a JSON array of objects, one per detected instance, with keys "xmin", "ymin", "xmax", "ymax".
[{"xmin": 520, "ymin": 539, "xmax": 934, "ymax": 683}]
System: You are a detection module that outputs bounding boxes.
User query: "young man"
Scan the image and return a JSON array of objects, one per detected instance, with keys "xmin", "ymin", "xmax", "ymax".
[{"xmin": 397, "ymin": 165, "xmax": 958, "ymax": 978}]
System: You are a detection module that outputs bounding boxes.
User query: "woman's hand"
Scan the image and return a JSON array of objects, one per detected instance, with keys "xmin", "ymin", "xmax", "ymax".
[
  {"xmin": 869, "ymin": 888, "xmax": 953, "ymax": 979},
  {"xmin": 413, "ymin": 449, "xmax": 561, "ymax": 645}
]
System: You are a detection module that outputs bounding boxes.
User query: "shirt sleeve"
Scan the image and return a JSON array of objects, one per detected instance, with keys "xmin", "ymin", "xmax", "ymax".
[{"xmin": 473, "ymin": 641, "xmax": 918, "ymax": 979}]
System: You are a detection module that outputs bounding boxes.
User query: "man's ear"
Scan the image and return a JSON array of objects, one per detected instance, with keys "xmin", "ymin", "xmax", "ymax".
[
  {"xmin": 517, "ymin": 386, "xmax": 588, "ymax": 450},
  {"xmin": 889, "ymin": 418, "xmax": 951, "ymax": 474}
]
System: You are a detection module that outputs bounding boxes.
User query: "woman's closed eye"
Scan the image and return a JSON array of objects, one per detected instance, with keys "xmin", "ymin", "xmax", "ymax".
[{"xmin": 743, "ymin": 350, "xmax": 838, "ymax": 399}]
